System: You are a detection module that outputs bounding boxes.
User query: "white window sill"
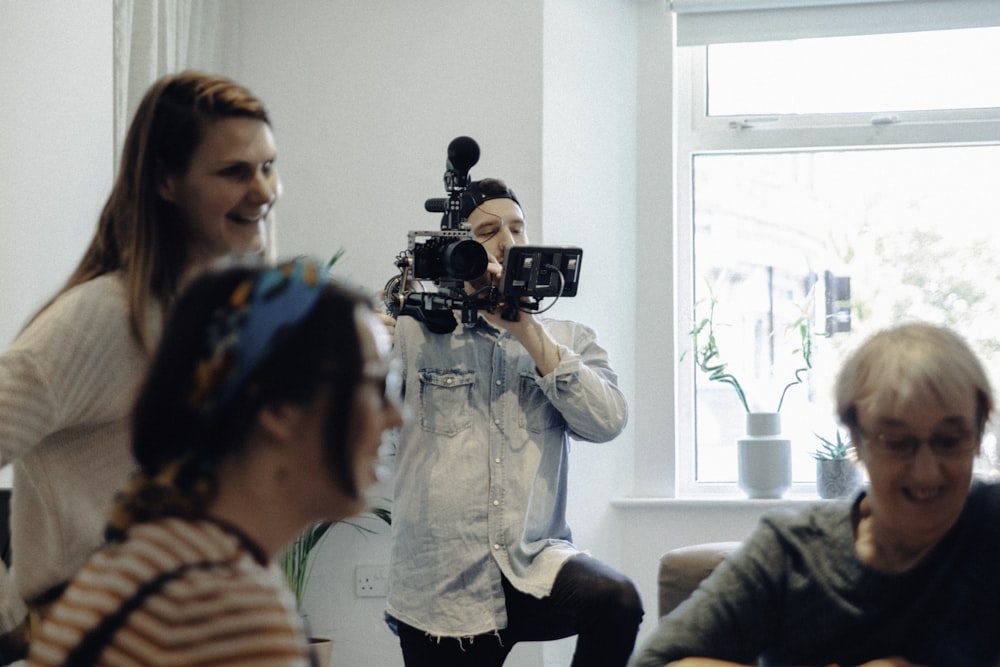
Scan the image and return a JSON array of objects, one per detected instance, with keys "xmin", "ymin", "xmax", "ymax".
[{"xmin": 610, "ymin": 493, "xmax": 835, "ymax": 510}]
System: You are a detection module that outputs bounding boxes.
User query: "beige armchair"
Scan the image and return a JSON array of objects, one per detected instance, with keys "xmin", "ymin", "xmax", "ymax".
[{"xmin": 657, "ymin": 541, "xmax": 741, "ymax": 617}]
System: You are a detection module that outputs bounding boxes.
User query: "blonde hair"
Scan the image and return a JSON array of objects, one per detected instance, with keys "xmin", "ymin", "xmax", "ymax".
[{"xmin": 836, "ymin": 322, "xmax": 993, "ymax": 438}]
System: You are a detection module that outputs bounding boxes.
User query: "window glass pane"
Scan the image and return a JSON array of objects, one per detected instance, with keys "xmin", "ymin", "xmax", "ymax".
[
  {"xmin": 692, "ymin": 146, "xmax": 1000, "ymax": 483},
  {"xmin": 707, "ymin": 27, "xmax": 1000, "ymax": 116}
]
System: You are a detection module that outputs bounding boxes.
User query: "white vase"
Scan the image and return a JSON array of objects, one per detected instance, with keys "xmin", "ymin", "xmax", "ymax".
[{"xmin": 737, "ymin": 412, "xmax": 792, "ymax": 499}]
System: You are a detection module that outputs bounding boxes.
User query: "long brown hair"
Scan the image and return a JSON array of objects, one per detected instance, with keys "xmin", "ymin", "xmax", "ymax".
[{"xmin": 33, "ymin": 71, "xmax": 271, "ymax": 350}]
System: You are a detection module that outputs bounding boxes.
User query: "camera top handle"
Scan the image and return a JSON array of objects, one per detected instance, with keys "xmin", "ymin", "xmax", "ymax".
[{"xmin": 424, "ymin": 136, "xmax": 480, "ymax": 232}]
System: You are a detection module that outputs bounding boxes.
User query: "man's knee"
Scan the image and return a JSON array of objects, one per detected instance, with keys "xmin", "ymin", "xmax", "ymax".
[
  {"xmin": 596, "ymin": 572, "xmax": 643, "ymax": 621},
  {"xmin": 565, "ymin": 561, "xmax": 642, "ymax": 623}
]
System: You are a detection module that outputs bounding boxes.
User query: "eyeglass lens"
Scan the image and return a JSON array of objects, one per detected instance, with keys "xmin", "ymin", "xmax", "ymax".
[{"xmin": 877, "ymin": 432, "xmax": 974, "ymax": 458}]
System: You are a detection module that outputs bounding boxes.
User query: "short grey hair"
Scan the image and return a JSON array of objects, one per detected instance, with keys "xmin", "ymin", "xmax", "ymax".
[{"xmin": 836, "ymin": 322, "xmax": 993, "ymax": 438}]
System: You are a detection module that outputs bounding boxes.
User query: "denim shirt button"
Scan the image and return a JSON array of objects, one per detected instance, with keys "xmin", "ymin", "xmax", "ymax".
[
  {"xmin": 493, "ymin": 543, "xmax": 501, "ymax": 550},
  {"xmin": 492, "ymin": 500, "xmax": 500, "ymax": 506},
  {"xmin": 494, "ymin": 458, "xmax": 501, "ymax": 463}
]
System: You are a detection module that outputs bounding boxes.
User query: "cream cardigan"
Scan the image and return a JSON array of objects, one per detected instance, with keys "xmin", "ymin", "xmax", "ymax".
[{"xmin": 0, "ymin": 273, "xmax": 160, "ymax": 623}]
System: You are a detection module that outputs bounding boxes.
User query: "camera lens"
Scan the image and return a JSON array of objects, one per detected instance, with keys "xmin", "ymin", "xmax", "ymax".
[{"xmin": 442, "ymin": 240, "xmax": 489, "ymax": 280}]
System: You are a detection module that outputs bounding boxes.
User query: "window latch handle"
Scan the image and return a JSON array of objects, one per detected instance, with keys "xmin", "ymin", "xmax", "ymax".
[{"xmin": 871, "ymin": 115, "xmax": 900, "ymax": 125}]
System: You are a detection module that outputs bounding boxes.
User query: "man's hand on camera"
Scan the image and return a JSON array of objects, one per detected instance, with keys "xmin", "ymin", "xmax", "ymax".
[
  {"xmin": 375, "ymin": 311, "xmax": 397, "ymax": 345},
  {"xmin": 465, "ymin": 254, "xmax": 503, "ymax": 298},
  {"xmin": 491, "ymin": 306, "xmax": 561, "ymax": 376},
  {"xmin": 469, "ymin": 258, "xmax": 561, "ymax": 376}
]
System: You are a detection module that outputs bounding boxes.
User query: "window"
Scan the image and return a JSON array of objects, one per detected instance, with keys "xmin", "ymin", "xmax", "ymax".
[{"xmin": 676, "ymin": 25, "xmax": 1000, "ymax": 495}]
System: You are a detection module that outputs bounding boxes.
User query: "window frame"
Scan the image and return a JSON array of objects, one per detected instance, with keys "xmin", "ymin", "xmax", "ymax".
[{"xmin": 674, "ymin": 43, "xmax": 1000, "ymax": 496}]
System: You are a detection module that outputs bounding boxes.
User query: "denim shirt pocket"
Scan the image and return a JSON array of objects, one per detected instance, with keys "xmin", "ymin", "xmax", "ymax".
[
  {"xmin": 419, "ymin": 369, "xmax": 476, "ymax": 436},
  {"xmin": 517, "ymin": 372, "xmax": 566, "ymax": 433}
]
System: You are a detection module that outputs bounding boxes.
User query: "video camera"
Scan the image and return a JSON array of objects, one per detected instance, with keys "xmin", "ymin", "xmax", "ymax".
[{"xmin": 383, "ymin": 136, "xmax": 583, "ymax": 334}]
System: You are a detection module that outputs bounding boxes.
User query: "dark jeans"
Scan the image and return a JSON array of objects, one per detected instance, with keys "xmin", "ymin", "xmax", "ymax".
[{"xmin": 395, "ymin": 553, "xmax": 644, "ymax": 667}]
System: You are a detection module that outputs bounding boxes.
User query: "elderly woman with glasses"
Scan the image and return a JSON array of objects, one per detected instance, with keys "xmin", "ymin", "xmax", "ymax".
[{"xmin": 631, "ymin": 322, "xmax": 1000, "ymax": 667}]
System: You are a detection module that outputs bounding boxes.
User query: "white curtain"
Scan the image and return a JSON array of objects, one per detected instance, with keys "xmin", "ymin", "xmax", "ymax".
[
  {"xmin": 112, "ymin": 0, "xmax": 236, "ymax": 165},
  {"xmin": 671, "ymin": 0, "xmax": 1000, "ymax": 45}
]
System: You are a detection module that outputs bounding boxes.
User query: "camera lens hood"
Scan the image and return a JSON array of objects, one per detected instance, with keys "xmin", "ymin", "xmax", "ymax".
[{"xmin": 443, "ymin": 239, "xmax": 488, "ymax": 280}]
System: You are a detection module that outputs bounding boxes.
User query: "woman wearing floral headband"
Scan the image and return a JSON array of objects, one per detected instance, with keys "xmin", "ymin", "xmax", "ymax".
[
  {"xmin": 0, "ymin": 71, "xmax": 281, "ymax": 650},
  {"xmin": 27, "ymin": 257, "xmax": 403, "ymax": 666}
]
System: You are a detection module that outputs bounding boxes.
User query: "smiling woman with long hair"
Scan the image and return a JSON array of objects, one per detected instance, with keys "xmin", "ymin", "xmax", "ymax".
[{"xmin": 0, "ymin": 71, "xmax": 281, "ymax": 648}]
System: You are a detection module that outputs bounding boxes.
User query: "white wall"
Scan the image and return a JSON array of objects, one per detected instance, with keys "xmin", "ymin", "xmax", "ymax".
[
  {"xmin": 0, "ymin": 2, "xmax": 786, "ymax": 665},
  {"xmin": 540, "ymin": 1, "xmax": 638, "ymax": 663},
  {"xmin": 225, "ymin": 0, "xmax": 545, "ymax": 296},
  {"xmin": 0, "ymin": 0, "xmax": 113, "ymax": 489},
  {"xmin": 0, "ymin": 0, "xmax": 114, "ymax": 347}
]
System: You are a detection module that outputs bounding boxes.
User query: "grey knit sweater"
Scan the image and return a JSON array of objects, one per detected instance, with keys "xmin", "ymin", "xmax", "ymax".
[{"xmin": 630, "ymin": 482, "xmax": 1000, "ymax": 667}]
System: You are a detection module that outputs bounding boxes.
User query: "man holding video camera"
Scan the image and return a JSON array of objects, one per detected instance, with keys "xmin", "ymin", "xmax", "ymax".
[{"xmin": 386, "ymin": 177, "xmax": 643, "ymax": 666}]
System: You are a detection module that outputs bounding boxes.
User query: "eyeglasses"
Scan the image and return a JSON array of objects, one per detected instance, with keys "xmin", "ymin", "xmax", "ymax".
[{"xmin": 863, "ymin": 430, "xmax": 977, "ymax": 460}]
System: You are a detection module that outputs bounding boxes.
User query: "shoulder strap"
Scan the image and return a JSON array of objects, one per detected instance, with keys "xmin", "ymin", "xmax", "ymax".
[{"xmin": 62, "ymin": 560, "xmax": 226, "ymax": 667}]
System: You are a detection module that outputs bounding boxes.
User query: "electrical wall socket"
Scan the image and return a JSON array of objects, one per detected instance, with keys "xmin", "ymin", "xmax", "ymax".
[{"xmin": 355, "ymin": 564, "xmax": 390, "ymax": 597}]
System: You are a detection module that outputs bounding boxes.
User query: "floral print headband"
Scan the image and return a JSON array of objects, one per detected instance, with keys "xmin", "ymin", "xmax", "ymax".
[{"xmin": 188, "ymin": 258, "xmax": 326, "ymax": 414}]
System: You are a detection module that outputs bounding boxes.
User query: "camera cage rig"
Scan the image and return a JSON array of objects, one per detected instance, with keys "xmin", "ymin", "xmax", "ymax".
[{"xmin": 383, "ymin": 136, "xmax": 583, "ymax": 334}]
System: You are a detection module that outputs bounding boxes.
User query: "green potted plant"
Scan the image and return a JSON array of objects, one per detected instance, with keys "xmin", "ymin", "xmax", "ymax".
[
  {"xmin": 279, "ymin": 506, "xmax": 391, "ymax": 666},
  {"xmin": 280, "ymin": 505, "xmax": 391, "ymax": 606},
  {"xmin": 686, "ymin": 296, "xmax": 813, "ymax": 415},
  {"xmin": 281, "ymin": 521, "xmax": 335, "ymax": 609},
  {"xmin": 812, "ymin": 430, "xmax": 851, "ymax": 462},
  {"xmin": 685, "ymin": 292, "xmax": 815, "ymax": 498},
  {"xmin": 279, "ymin": 520, "xmax": 337, "ymax": 667},
  {"xmin": 812, "ymin": 430, "xmax": 861, "ymax": 499}
]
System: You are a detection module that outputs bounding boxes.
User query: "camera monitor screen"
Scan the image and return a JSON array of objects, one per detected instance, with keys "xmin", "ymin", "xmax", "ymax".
[{"xmin": 500, "ymin": 245, "xmax": 583, "ymax": 299}]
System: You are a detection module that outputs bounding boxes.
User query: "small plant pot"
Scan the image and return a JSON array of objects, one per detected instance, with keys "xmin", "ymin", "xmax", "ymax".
[
  {"xmin": 309, "ymin": 637, "xmax": 333, "ymax": 667},
  {"xmin": 816, "ymin": 459, "xmax": 860, "ymax": 499}
]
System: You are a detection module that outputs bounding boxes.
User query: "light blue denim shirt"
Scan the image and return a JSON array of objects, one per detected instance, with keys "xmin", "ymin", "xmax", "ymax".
[{"xmin": 386, "ymin": 314, "xmax": 628, "ymax": 638}]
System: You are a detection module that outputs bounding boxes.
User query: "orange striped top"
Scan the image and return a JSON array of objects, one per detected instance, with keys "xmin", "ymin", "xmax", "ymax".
[{"xmin": 27, "ymin": 517, "xmax": 312, "ymax": 666}]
